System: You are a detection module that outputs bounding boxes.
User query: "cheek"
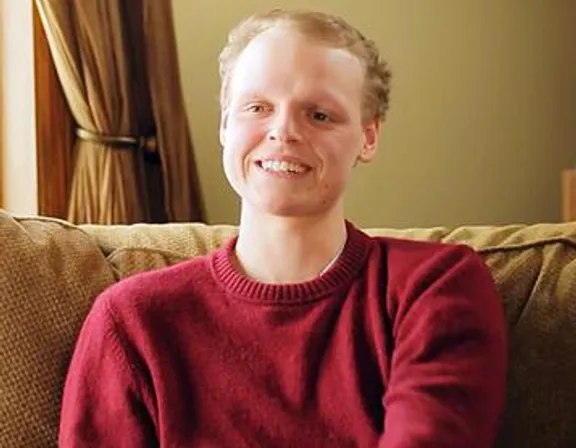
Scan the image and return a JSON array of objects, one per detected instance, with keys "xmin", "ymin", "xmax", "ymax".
[
  {"xmin": 221, "ymin": 139, "xmax": 251, "ymax": 185},
  {"xmin": 335, "ymin": 133, "xmax": 366, "ymax": 166},
  {"xmin": 222, "ymin": 147, "xmax": 246, "ymax": 197},
  {"xmin": 227, "ymin": 118, "xmax": 266, "ymax": 145},
  {"xmin": 321, "ymin": 139, "xmax": 359, "ymax": 170},
  {"xmin": 221, "ymin": 148, "xmax": 236, "ymax": 178},
  {"xmin": 222, "ymin": 123, "xmax": 260, "ymax": 170}
]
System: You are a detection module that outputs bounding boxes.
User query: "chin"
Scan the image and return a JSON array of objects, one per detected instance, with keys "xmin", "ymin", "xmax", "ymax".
[
  {"xmin": 260, "ymin": 203, "xmax": 306, "ymax": 217},
  {"xmin": 253, "ymin": 196, "xmax": 339, "ymax": 219},
  {"xmin": 249, "ymin": 196, "xmax": 311, "ymax": 218},
  {"xmin": 242, "ymin": 188, "xmax": 341, "ymax": 218}
]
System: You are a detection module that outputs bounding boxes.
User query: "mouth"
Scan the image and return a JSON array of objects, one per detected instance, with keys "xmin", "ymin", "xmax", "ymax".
[{"xmin": 256, "ymin": 159, "xmax": 311, "ymax": 175}]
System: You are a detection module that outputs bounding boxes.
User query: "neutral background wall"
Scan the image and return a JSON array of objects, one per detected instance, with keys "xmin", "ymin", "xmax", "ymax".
[
  {"xmin": 0, "ymin": 0, "xmax": 37, "ymax": 215},
  {"xmin": 173, "ymin": 0, "xmax": 576, "ymax": 228}
]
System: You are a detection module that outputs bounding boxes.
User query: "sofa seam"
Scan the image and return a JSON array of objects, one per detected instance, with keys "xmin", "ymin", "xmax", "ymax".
[
  {"xmin": 106, "ymin": 247, "xmax": 190, "ymax": 261},
  {"xmin": 475, "ymin": 237, "xmax": 576, "ymax": 255}
]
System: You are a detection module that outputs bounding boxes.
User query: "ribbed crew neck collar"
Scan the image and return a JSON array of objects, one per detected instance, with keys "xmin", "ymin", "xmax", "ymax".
[{"xmin": 210, "ymin": 221, "xmax": 372, "ymax": 304}]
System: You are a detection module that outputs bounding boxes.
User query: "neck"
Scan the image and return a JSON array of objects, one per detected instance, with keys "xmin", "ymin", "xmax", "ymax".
[{"xmin": 234, "ymin": 205, "xmax": 347, "ymax": 284}]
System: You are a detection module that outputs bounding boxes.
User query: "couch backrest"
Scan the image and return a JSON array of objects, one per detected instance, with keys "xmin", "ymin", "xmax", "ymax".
[
  {"xmin": 2, "ymin": 209, "xmax": 576, "ymax": 447},
  {"xmin": 1, "ymin": 212, "xmax": 115, "ymax": 447}
]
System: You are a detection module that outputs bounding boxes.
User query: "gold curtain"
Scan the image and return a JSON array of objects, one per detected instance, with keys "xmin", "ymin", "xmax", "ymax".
[{"xmin": 35, "ymin": 0, "xmax": 204, "ymax": 224}]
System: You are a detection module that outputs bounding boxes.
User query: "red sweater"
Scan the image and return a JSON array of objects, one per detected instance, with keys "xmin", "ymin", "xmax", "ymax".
[{"xmin": 59, "ymin": 224, "xmax": 507, "ymax": 447}]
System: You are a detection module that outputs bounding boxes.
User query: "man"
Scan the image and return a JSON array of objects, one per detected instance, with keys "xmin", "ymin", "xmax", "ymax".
[{"xmin": 60, "ymin": 9, "xmax": 507, "ymax": 447}]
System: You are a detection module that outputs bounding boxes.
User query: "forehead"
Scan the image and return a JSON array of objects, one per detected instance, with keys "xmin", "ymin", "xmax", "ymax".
[{"xmin": 229, "ymin": 26, "xmax": 365, "ymax": 102}]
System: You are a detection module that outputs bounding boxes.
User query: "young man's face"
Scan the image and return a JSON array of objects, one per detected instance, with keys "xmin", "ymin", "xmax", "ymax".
[{"xmin": 220, "ymin": 26, "xmax": 379, "ymax": 219}]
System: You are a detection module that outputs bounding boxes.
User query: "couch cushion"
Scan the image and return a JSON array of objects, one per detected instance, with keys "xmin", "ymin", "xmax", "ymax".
[
  {"xmin": 486, "ymin": 235, "xmax": 576, "ymax": 447},
  {"xmin": 83, "ymin": 222, "xmax": 237, "ymax": 279},
  {"xmin": 0, "ymin": 211, "xmax": 115, "ymax": 448}
]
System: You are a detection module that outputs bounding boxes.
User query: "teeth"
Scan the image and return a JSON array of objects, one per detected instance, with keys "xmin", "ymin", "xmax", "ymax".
[{"xmin": 261, "ymin": 160, "xmax": 306, "ymax": 174}]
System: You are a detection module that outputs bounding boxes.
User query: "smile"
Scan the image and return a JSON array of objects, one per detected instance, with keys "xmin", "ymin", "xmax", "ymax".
[{"xmin": 258, "ymin": 160, "xmax": 309, "ymax": 174}]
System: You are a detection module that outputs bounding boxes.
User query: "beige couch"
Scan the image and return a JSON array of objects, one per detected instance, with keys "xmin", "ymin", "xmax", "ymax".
[{"xmin": 2, "ymin": 209, "xmax": 576, "ymax": 447}]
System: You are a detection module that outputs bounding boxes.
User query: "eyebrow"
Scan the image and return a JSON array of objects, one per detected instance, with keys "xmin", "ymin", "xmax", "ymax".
[
  {"xmin": 235, "ymin": 91, "xmax": 266, "ymax": 103},
  {"xmin": 248, "ymin": 92, "xmax": 341, "ymax": 106},
  {"xmin": 306, "ymin": 95, "xmax": 345, "ymax": 109}
]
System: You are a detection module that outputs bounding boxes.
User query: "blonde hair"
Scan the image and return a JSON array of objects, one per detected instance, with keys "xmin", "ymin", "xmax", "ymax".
[{"xmin": 218, "ymin": 9, "xmax": 391, "ymax": 122}]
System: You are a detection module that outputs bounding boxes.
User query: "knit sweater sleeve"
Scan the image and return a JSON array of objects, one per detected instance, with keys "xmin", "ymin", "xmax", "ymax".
[
  {"xmin": 59, "ymin": 289, "xmax": 157, "ymax": 447},
  {"xmin": 379, "ymin": 244, "xmax": 507, "ymax": 448}
]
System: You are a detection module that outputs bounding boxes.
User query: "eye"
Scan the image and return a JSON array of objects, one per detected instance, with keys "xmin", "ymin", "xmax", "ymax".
[
  {"xmin": 310, "ymin": 111, "xmax": 331, "ymax": 122},
  {"xmin": 245, "ymin": 103, "xmax": 266, "ymax": 113}
]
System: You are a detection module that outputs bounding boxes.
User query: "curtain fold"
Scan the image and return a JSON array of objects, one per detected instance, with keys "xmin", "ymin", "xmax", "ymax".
[
  {"xmin": 144, "ymin": 1, "xmax": 204, "ymax": 222},
  {"xmin": 35, "ymin": 0, "xmax": 204, "ymax": 224}
]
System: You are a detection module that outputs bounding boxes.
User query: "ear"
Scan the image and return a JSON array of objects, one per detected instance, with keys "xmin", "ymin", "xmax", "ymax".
[
  {"xmin": 357, "ymin": 119, "xmax": 380, "ymax": 163},
  {"xmin": 219, "ymin": 110, "xmax": 229, "ymax": 148}
]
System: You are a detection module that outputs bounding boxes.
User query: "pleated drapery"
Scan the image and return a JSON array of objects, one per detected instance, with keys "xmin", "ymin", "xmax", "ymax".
[{"xmin": 35, "ymin": 0, "xmax": 204, "ymax": 224}]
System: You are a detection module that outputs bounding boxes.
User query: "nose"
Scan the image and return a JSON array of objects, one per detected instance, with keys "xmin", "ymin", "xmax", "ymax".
[{"xmin": 267, "ymin": 108, "xmax": 302, "ymax": 143}]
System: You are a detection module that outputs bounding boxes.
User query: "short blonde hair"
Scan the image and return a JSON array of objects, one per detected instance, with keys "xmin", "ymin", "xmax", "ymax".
[{"xmin": 218, "ymin": 9, "xmax": 392, "ymax": 122}]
